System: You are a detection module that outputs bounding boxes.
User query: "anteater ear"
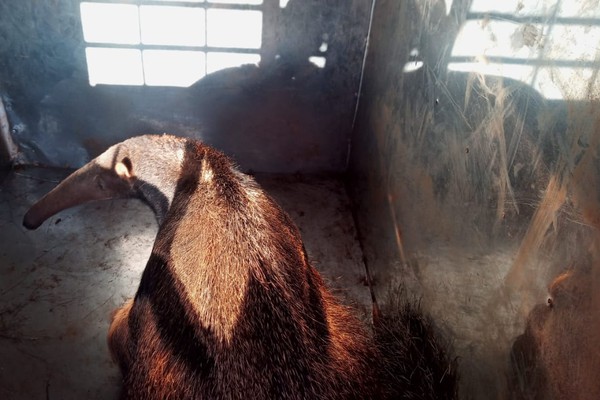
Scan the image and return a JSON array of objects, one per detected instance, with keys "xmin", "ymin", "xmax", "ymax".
[{"xmin": 115, "ymin": 156, "xmax": 133, "ymax": 179}]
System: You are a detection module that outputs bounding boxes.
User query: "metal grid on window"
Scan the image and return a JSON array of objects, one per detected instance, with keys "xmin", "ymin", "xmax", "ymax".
[{"xmin": 80, "ymin": 0, "xmax": 264, "ymax": 87}]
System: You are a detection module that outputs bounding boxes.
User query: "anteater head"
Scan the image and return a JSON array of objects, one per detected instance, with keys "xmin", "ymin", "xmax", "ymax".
[{"xmin": 23, "ymin": 134, "xmax": 188, "ymax": 230}]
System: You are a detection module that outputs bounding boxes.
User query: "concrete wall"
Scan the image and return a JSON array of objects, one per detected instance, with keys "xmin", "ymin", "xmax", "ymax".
[
  {"xmin": 350, "ymin": 0, "xmax": 600, "ymax": 398},
  {"xmin": 0, "ymin": 0, "xmax": 371, "ymax": 173}
]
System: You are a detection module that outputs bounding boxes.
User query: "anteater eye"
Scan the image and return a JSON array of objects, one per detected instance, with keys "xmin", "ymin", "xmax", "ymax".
[{"xmin": 121, "ymin": 157, "xmax": 132, "ymax": 172}]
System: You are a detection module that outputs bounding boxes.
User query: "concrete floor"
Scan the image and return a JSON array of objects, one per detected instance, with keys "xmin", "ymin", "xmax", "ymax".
[{"xmin": 0, "ymin": 168, "xmax": 371, "ymax": 400}]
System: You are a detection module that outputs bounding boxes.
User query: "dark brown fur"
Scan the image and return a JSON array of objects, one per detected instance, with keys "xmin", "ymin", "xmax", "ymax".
[
  {"xmin": 24, "ymin": 135, "xmax": 457, "ymax": 399},
  {"xmin": 510, "ymin": 261, "xmax": 600, "ymax": 400}
]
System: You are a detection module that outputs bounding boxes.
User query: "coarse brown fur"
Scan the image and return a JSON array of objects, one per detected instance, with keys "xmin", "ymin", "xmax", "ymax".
[
  {"xmin": 24, "ymin": 134, "xmax": 457, "ymax": 399},
  {"xmin": 510, "ymin": 259, "xmax": 600, "ymax": 400}
]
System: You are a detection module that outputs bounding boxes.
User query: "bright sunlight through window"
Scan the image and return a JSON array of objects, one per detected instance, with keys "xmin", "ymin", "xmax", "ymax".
[
  {"xmin": 80, "ymin": 1, "xmax": 263, "ymax": 87},
  {"xmin": 446, "ymin": 0, "xmax": 600, "ymax": 100}
]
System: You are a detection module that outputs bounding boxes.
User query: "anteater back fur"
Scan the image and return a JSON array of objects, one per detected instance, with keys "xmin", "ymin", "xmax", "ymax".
[
  {"xmin": 26, "ymin": 135, "xmax": 457, "ymax": 399},
  {"xmin": 107, "ymin": 139, "xmax": 382, "ymax": 399}
]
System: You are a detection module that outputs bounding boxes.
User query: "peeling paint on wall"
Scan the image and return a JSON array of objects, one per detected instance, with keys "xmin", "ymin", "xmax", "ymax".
[{"xmin": 0, "ymin": 0, "xmax": 372, "ymax": 173}]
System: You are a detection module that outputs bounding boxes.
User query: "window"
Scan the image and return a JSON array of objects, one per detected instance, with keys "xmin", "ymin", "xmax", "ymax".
[
  {"xmin": 444, "ymin": 0, "xmax": 600, "ymax": 100},
  {"xmin": 80, "ymin": 1, "xmax": 263, "ymax": 87}
]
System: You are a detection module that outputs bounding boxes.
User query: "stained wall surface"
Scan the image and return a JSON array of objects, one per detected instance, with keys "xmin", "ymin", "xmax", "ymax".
[
  {"xmin": 0, "ymin": 0, "xmax": 371, "ymax": 173},
  {"xmin": 350, "ymin": 0, "xmax": 600, "ymax": 398}
]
